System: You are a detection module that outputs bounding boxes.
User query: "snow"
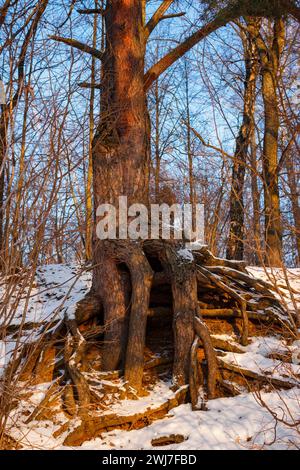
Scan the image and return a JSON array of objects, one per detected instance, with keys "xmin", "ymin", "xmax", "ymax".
[
  {"xmin": 214, "ymin": 335, "xmax": 300, "ymax": 385},
  {"xmin": 177, "ymin": 248, "xmax": 194, "ymax": 262},
  {"xmin": 6, "ymin": 332, "xmax": 300, "ymax": 450},
  {"xmin": 1, "ymin": 263, "xmax": 297, "ymax": 330},
  {"xmin": 0, "ymin": 264, "xmax": 91, "ymax": 377},
  {"xmin": 221, "ymin": 351, "xmax": 300, "ymax": 384},
  {"xmin": 1, "ymin": 263, "xmax": 300, "ymax": 450},
  {"xmin": 77, "ymin": 389, "xmax": 300, "ymax": 451},
  {"xmin": 9, "ymin": 388, "xmax": 299, "ymax": 450},
  {"xmin": 292, "ymin": 341, "xmax": 300, "ymax": 365},
  {"xmin": 247, "ymin": 266, "xmax": 300, "ymax": 313},
  {"xmin": 0, "ymin": 264, "xmax": 92, "ymax": 329},
  {"xmin": 100, "ymin": 381, "xmax": 184, "ymax": 417}
]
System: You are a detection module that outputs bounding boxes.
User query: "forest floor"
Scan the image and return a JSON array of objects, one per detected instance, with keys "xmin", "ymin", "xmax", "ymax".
[{"xmin": 1, "ymin": 264, "xmax": 300, "ymax": 450}]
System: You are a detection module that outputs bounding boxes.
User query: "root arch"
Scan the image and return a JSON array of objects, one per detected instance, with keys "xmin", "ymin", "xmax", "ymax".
[{"xmin": 16, "ymin": 241, "xmax": 294, "ymax": 421}]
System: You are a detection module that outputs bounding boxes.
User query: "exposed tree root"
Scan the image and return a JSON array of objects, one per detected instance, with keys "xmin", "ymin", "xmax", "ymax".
[
  {"xmin": 59, "ymin": 386, "xmax": 188, "ymax": 447},
  {"xmin": 194, "ymin": 314, "xmax": 218, "ymax": 400},
  {"xmin": 63, "ymin": 317, "xmax": 91, "ymax": 417},
  {"xmin": 25, "ymin": 378, "xmax": 62, "ymax": 424},
  {"xmin": 151, "ymin": 434, "xmax": 187, "ymax": 447},
  {"xmin": 218, "ymin": 358, "xmax": 300, "ymax": 390},
  {"xmin": 6, "ymin": 242, "xmax": 295, "ymax": 436},
  {"xmin": 197, "ymin": 265, "xmax": 249, "ymax": 346},
  {"xmin": 189, "ymin": 336, "xmax": 202, "ymax": 409},
  {"xmin": 123, "ymin": 246, "xmax": 153, "ymax": 393}
]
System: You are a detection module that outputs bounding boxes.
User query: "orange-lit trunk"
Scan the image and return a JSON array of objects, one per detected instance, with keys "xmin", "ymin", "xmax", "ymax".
[
  {"xmin": 92, "ymin": 1, "xmax": 150, "ymax": 385},
  {"xmin": 260, "ymin": 19, "xmax": 284, "ymax": 267}
]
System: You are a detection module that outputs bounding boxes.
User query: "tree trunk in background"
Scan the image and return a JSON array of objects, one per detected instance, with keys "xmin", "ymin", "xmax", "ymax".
[
  {"xmin": 227, "ymin": 19, "xmax": 260, "ymax": 261},
  {"xmin": 185, "ymin": 60, "xmax": 196, "ymax": 230},
  {"xmin": 154, "ymin": 78, "xmax": 161, "ymax": 202},
  {"xmin": 258, "ymin": 18, "xmax": 285, "ymax": 267},
  {"xmin": 0, "ymin": 0, "xmax": 49, "ymax": 269},
  {"xmin": 11, "ymin": 85, "xmax": 30, "ymax": 268},
  {"xmin": 286, "ymin": 154, "xmax": 300, "ymax": 265},
  {"xmin": 250, "ymin": 131, "xmax": 262, "ymax": 265},
  {"xmin": 92, "ymin": 0, "xmax": 150, "ymax": 388},
  {"xmin": 0, "ymin": 108, "xmax": 7, "ymax": 261},
  {"xmin": 85, "ymin": 4, "xmax": 98, "ymax": 262}
]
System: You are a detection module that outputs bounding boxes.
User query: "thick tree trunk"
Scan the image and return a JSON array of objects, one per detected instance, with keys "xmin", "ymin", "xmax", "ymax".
[
  {"xmin": 185, "ymin": 61, "xmax": 196, "ymax": 230},
  {"xmin": 85, "ymin": 5, "xmax": 98, "ymax": 262},
  {"xmin": 227, "ymin": 19, "xmax": 259, "ymax": 261},
  {"xmin": 259, "ymin": 19, "xmax": 285, "ymax": 267},
  {"xmin": 92, "ymin": 1, "xmax": 149, "ymax": 389}
]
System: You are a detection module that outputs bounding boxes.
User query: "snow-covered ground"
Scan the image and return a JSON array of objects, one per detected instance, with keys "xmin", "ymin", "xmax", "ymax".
[
  {"xmin": 0, "ymin": 264, "xmax": 92, "ymax": 328},
  {"xmin": 6, "ymin": 384, "xmax": 300, "ymax": 450},
  {"xmin": 77, "ymin": 389, "xmax": 300, "ymax": 450},
  {"xmin": 1, "ymin": 264, "xmax": 299, "ymax": 330},
  {"xmin": 247, "ymin": 266, "xmax": 300, "ymax": 313},
  {"xmin": 1, "ymin": 263, "xmax": 300, "ymax": 450},
  {"xmin": 0, "ymin": 264, "xmax": 91, "ymax": 370}
]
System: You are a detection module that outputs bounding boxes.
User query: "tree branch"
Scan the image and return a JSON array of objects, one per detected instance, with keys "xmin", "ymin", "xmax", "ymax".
[
  {"xmin": 145, "ymin": 0, "xmax": 174, "ymax": 40},
  {"xmin": 77, "ymin": 8, "xmax": 106, "ymax": 15},
  {"xmin": 186, "ymin": 121, "xmax": 258, "ymax": 174},
  {"xmin": 49, "ymin": 36, "xmax": 104, "ymax": 60},
  {"xmin": 144, "ymin": 4, "xmax": 242, "ymax": 90},
  {"xmin": 280, "ymin": 0, "xmax": 300, "ymax": 22},
  {"xmin": 186, "ymin": 122, "xmax": 232, "ymax": 160},
  {"xmin": 78, "ymin": 81, "xmax": 101, "ymax": 89},
  {"xmin": 12, "ymin": 0, "xmax": 49, "ymax": 108},
  {"xmin": 160, "ymin": 12, "xmax": 186, "ymax": 21}
]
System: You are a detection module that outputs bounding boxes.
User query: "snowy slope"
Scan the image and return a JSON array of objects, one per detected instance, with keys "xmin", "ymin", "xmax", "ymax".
[
  {"xmin": 1, "ymin": 264, "xmax": 300, "ymax": 450},
  {"xmin": 7, "ymin": 386, "xmax": 300, "ymax": 450}
]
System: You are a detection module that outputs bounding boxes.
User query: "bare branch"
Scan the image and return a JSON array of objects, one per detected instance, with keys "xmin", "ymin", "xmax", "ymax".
[
  {"xmin": 144, "ymin": 0, "xmax": 174, "ymax": 40},
  {"xmin": 144, "ymin": 4, "xmax": 242, "ymax": 90},
  {"xmin": 49, "ymin": 36, "xmax": 104, "ymax": 60},
  {"xmin": 186, "ymin": 122, "xmax": 232, "ymax": 160},
  {"xmin": 161, "ymin": 12, "xmax": 186, "ymax": 21},
  {"xmin": 280, "ymin": 0, "xmax": 300, "ymax": 22},
  {"xmin": 0, "ymin": 2, "xmax": 40, "ymax": 54},
  {"xmin": 77, "ymin": 8, "xmax": 106, "ymax": 15},
  {"xmin": 186, "ymin": 121, "xmax": 258, "ymax": 175},
  {"xmin": 78, "ymin": 82, "xmax": 101, "ymax": 89},
  {"xmin": 58, "ymin": 0, "xmax": 76, "ymax": 29},
  {"xmin": 144, "ymin": 0, "xmax": 300, "ymax": 90},
  {"xmin": 12, "ymin": 0, "xmax": 49, "ymax": 108}
]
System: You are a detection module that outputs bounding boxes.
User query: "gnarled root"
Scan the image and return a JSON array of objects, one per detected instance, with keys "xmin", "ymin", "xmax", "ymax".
[
  {"xmin": 196, "ymin": 265, "xmax": 249, "ymax": 346},
  {"xmin": 64, "ymin": 317, "xmax": 91, "ymax": 418},
  {"xmin": 194, "ymin": 314, "xmax": 218, "ymax": 400}
]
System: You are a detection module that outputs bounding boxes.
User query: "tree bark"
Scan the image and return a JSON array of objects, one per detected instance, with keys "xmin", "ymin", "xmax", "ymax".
[
  {"xmin": 154, "ymin": 78, "xmax": 161, "ymax": 202},
  {"xmin": 249, "ymin": 131, "xmax": 262, "ymax": 264},
  {"xmin": 185, "ymin": 60, "xmax": 196, "ymax": 231},
  {"xmin": 0, "ymin": 107, "xmax": 8, "ymax": 259},
  {"xmin": 227, "ymin": 18, "xmax": 260, "ymax": 261},
  {"xmin": 85, "ymin": 3, "xmax": 98, "ymax": 262},
  {"xmin": 92, "ymin": 1, "xmax": 149, "ymax": 387},
  {"xmin": 255, "ymin": 19, "xmax": 285, "ymax": 266},
  {"xmin": 286, "ymin": 153, "xmax": 300, "ymax": 265}
]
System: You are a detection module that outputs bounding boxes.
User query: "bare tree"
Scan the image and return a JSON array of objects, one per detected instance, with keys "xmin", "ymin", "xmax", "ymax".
[
  {"xmin": 248, "ymin": 18, "xmax": 285, "ymax": 266},
  {"xmin": 227, "ymin": 18, "xmax": 260, "ymax": 260}
]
